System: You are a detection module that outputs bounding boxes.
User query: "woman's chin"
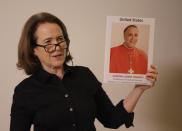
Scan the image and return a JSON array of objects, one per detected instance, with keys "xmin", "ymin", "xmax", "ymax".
[{"xmin": 52, "ymin": 60, "xmax": 65, "ymax": 68}]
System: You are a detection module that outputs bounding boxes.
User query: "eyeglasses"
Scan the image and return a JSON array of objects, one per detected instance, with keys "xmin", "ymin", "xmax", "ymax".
[{"xmin": 35, "ymin": 40, "xmax": 67, "ymax": 53}]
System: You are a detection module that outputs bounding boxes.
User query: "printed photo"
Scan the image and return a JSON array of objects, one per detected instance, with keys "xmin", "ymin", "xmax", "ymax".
[{"xmin": 104, "ymin": 16, "xmax": 155, "ymax": 84}]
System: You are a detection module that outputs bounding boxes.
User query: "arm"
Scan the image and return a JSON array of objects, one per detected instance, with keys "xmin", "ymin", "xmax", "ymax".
[
  {"xmin": 86, "ymin": 68, "xmax": 134, "ymax": 129},
  {"xmin": 123, "ymin": 64, "xmax": 158, "ymax": 113},
  {"xmin": 10, "ymin": 88, "xmax": 33, "ymax": 131},
  {"xmin": 95, "ymin": 83, "xmax": 134, "ymax": 129}
]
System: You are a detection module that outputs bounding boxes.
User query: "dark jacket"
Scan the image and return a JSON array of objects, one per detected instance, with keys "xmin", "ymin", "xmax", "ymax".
[{"xmin": 10, "ymin": 65, "xmax": 134, "ymax": 131}]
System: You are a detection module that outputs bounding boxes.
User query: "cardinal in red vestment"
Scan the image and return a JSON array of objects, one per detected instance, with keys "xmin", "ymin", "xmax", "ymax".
[{"xmin": 109, "ymin": 25, "xmax": 148, "ymax": 74}]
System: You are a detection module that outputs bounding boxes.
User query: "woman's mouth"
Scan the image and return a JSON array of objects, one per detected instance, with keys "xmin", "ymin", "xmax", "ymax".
[
  {"xmin": 52, "ymin": 54, "xmax": 64, "ymax": 59},
  {"xmin": 53, "ymin": 54, "xmax": 62, "ymax": 57}
]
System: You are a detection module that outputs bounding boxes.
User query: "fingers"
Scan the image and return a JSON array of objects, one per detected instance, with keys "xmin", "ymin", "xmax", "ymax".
[
  {"xmin": 148, "ymin": 64, "xmax": 158, "ymax": 74},
  {"xmin": 150, "ymin": 64, "xmax": 156, "ymax": 69},
  {"xmin": 146, "ymin": 64, "xmax": 158, "ymax": 86},
  {"xmin": 146, "ymin": 74, "xmax": 156, "ymax": 82},
  {"xmin": 146, "ymin": 72, "xmax": 157, "ymax": 80}
]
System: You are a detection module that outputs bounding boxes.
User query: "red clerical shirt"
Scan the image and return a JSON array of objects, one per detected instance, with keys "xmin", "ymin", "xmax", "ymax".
[{"xmin": 109, "ymin": 44, "xmax": 148, "ymax": 74}]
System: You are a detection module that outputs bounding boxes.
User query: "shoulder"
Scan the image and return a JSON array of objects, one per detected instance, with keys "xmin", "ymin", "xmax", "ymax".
[
  {"xmin": 136, "ymin": 48, "xmax": 147, "ymax": 56},
  {"xmin": 12, "ymin": 76, "xmax": 35, "ymax": 106},
  {"xmin": 14, "ymin": 75, "xmax": 34, "ymax": 95},
  {"xmin": 70, "ymin": 65, "xmax": 89, "ymax": 71},
  {"xmin": 110, "ymin": 45, "xmax": 124, "ymax": 56},
  {"xmin": 135, "ymin": 48, "xmax": 148, "ymax": 61},
  {"xmin": 68, "ymin": 65, "xmax": 95, "ymax": 75},
  {"xmin": 69, "ymin": 65, "xmax": 101, "ymax": 83},
  {"xmin": 111, "ymin": 45, "xmax": 121, "ymax": 52}
]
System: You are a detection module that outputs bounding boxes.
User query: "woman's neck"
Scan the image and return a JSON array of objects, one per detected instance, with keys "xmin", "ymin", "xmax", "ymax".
[{"xmin": 42, "ymin": 65, "xmax": 64, "ymax": 79}]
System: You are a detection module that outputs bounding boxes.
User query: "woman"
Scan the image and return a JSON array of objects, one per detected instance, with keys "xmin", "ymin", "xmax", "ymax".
[
  {"xmin": 10, "ymin": 12, "xmax": 158, "ymax": 131},
  {"xmin": 110, "ymin": 25, "xmax": 148, "ymax": 74}
]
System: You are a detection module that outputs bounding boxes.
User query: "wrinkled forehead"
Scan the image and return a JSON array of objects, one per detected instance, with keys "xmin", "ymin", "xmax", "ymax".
[
  {"xmin": 35, "ymin": 23, "xmax": 64, "ymax": 41},
  {"xmin": 36, "ymin": 23, "xmax": 63, "ymax": 35}
]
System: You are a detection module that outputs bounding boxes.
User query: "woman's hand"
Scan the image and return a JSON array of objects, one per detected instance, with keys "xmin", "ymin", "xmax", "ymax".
[
  {"xmin": 123, "ymin": 65, "xmax": 158, "ymax": 112},
  {"xmin": 135, "ymin": 64, "xmax": 158, "ymax": 91}
]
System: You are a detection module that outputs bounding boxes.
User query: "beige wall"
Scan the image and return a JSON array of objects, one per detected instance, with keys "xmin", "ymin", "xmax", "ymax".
[{"xmin": 0, "ymin": 0, "xmax": 182, "ymax": 131}]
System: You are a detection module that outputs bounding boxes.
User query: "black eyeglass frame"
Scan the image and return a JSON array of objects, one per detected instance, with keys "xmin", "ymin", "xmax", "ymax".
[{"xmin": 34, "ymin": 40, "xmax": 68, "ymax": 53}]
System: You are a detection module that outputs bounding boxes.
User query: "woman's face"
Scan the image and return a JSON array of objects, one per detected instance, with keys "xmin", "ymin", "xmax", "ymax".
[
  {"xmin": 34, "ymin": 22, "xmax": 67, "ymax": 70},
  {"xmin": 124, "ymin": 27, "xmax": 138, "ymax": 48}
]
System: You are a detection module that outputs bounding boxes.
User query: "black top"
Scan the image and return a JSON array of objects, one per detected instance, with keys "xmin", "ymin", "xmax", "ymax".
[{"xmin": 10, "ymin": 65, "xmax": 134, "ymax": 131}]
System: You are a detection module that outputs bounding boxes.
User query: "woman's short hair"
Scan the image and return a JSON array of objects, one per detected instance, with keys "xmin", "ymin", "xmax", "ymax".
[{"xmin": 17, "ymin": 12, "xmax": 73, "ymax": 75}]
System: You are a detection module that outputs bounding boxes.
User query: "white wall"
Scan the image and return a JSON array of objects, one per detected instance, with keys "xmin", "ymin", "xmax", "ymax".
[{"xmin": 0, "ymin": 0, "xmax": 182, "ymax": 131}]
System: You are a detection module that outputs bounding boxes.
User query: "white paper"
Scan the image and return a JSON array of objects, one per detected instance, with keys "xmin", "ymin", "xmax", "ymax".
[{"xmin": 103, "ymin": 16, "xmax": 155, "ymax": 85}]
